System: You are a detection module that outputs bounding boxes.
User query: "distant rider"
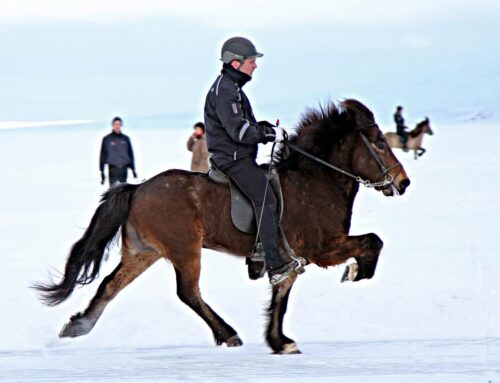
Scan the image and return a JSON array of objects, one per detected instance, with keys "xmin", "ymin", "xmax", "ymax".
[
  {"xmin": 204, "ymin": 36, "xmax": 305, "ymax": 285},
  {"xmin": 394, "ymin": 106, "xmax": 409, "ymax": 151},
  {"xmin": 99, "ymin": 117, "xmax": 137, "ymax": 186}
]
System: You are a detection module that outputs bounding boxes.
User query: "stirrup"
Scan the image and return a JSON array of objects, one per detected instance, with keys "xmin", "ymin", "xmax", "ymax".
[
  {"xmin": 268, "ymin": 257, "xmax": 307, "ymax": 286},
  {"xmin": 247, "ymin": 243, "xmax": 266, "ymax": 280}
]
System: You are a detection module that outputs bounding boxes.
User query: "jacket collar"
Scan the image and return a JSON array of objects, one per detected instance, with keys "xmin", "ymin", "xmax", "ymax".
[{"xmin": 221, "ymin": 63, "xmax": 252, "ymax": 88}]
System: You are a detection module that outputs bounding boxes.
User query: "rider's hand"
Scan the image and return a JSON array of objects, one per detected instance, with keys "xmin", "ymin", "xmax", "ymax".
[
  {"xmin": 100, "ymin": 171, "xmax": 105, "ymax": 185},
  {"xmin": 258, "ymin": 120, "xmax": 276, "ymax": 129}
]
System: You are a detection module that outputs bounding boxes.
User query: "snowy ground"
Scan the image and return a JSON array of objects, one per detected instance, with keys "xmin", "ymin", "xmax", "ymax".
[{"xmin": 0, "ymin": 119, "xmax": 499, "ymax": 382}]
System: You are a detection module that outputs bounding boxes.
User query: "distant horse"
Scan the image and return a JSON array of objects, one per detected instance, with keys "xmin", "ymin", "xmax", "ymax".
[
  {"xmin": 385, "ymin": 117, "xmax": 434, "ymax": 159},
  {"xmin": 34, "ymin": 99, "xmax": 410, "ymax": 354}
]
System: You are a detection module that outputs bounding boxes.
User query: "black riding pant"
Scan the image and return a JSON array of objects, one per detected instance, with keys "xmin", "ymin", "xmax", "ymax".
[
  {"xmin": 108, "ymin": 165, "xmax": 128, "ymax": 186},
  {"xmin": 397, "ymin": 129, "xmax": 409, "ymax": 145},
  {"xmin": 221, "ymin": 157, "xmax": 285, "ymax": 270}
]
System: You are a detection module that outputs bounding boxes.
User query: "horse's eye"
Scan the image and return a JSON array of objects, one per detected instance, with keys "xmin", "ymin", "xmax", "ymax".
[{"xmin": 376, "ymin": 142, "xmax": 386, "ymax": 150}]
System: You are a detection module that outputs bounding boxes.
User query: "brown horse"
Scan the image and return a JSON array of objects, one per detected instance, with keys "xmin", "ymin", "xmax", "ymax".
[
  {"xmin": 34, "ymin": 99, "xmax": 410, "ymax": 354},
  {"xmin": 385, "ymin": 117, "xmax": 434, "ymax": 159}
]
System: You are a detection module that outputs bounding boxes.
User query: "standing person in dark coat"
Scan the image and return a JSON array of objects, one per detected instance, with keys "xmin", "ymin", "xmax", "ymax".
[
  {"xmin": 187, "ymin": 122, "xmax": 209, "ymax": 173},
  {"xmin": 204, "ymin": 36, "xmax": 305, "ymax": 285},
  {"xmin": 394, "ymin": 106, "xmax": 409, "ymax": 151},
  {"xmin": 99, "ymin": 117, "xmax": 137, "ymax": 186}
]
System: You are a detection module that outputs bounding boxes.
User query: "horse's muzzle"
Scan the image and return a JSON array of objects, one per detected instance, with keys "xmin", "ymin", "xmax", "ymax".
[
  {"xmin": 381, "ymin": 177, "xmax": 410, "ymax": 196},
  {"xmin": 398, "ymin": 178, "xmax": 411, "ymax": 194}
]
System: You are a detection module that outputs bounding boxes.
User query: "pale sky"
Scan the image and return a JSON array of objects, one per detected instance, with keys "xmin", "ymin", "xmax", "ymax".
[
  {"xmin": 1, "ymin": 0, "xmax": 499, "ymax": 124},
  {"xmin": 1, "ymin": 0, "xmax": 499, "ymax": 27}
]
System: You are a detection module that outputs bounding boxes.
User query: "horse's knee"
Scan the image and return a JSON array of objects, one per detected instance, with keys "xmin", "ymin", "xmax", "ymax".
[{"xmin": 366, "ymin": 233, "xmax": 383, "ymax": 252}]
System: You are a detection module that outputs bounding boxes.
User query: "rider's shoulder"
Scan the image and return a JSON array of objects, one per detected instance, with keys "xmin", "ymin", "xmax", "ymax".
[{"xmin": 216, "ymin": 74, "xmax": 239, "ymax": 93}]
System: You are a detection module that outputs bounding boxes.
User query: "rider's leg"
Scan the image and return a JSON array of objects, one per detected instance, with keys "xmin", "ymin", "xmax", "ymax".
[
  {"xmin": 221, "ymin": 157, "xmax": 285, "ymax": 270},
  {"xmin": 402, "ymin": 132, "xmax": 409, "ymax": 151}
]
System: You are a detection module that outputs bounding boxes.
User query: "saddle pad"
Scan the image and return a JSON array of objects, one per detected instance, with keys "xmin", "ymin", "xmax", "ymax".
[{"xmin": 208, "ymin": 163, "xmax": 283, "ymax": 234}]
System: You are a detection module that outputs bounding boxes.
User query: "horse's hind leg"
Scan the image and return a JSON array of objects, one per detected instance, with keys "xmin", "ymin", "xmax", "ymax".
[
  {"xmin": 266, "ymin": 274, "xmax": 301, "ymax": 354},
  {"xmin": 173, "ymin": 253, "xmax": 242, "ymax": 347},
  {"xmin": 59, "ymin": 251, "xmax": 159, "ymax": 338},
  {"xmin": 310, "ymin": 233, "xmax": 383, "ymax": 283}
]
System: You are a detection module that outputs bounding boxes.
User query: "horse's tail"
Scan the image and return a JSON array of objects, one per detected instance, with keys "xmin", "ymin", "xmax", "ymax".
[{"xmin": 33, "ymin": 183, "xmax": 139, "ymax": 306}]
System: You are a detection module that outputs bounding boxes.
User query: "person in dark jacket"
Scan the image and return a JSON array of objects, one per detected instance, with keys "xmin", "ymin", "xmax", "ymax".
[
  {"xmin": 394, "ymin": 106, "xmax": 409, "ymax": 151},
  {"xmin": 99, "ymin": 117, "xmax": 137, "ymax": 186},
  {"xmin": 204, "ymin": 36, "xmax": 305, "ymax": 285}
]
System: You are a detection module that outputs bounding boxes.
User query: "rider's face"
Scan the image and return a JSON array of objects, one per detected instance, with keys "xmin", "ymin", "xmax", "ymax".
[{"xmin": 233, "ymin": 57, "xmax": 258, "ymax": 77}]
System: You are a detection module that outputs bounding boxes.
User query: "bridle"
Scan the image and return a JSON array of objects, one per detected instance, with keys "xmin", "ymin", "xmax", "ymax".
[{"xmin": 282, "ymin": 124, "xmax": 402, "ymax": 189}]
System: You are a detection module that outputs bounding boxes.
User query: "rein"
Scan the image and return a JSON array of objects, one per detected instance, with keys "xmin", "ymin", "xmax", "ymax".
[{"xmin": 283, "ymin": 129, "xmax": 400, "ymax": 189}]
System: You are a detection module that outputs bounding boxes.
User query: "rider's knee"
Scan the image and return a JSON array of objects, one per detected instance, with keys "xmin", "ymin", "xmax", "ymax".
[{"xmin": 264, "ymin": 190, "xmax": 277, "ymax": 208}]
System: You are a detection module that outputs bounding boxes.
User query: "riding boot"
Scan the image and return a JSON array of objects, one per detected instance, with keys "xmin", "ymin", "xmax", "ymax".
[
  {"xmin": 402, "ymin": 139, "xmax": 409, "ymax": 152},
  {"xmin": 268, "ymin": 257, "xmax": 307, "ymax": 285},
  {"xmin": 248, "ymin": 229, "xmax": 307, "ymax": 282}
]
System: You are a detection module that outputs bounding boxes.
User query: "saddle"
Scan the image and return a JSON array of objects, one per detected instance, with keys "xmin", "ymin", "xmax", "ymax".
[{"xmin": 207, "ymin": 159, "xmax": 284, "ymax": 234}]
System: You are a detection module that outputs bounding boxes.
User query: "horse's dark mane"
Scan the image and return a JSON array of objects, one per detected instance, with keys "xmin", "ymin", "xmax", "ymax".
[
  {"xmin": 409, "ymin": 118, "xmax": 428, "ymax": 138},
  {"xmin": 274, "ymin": 99, "xmax": 373, "ymax": 174}
]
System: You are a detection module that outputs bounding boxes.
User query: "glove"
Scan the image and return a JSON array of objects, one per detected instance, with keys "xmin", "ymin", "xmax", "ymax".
[
  {"xmin": 258, "ymin": 120, "xmax": 276, "ymax": 129},
  {"xmin": 100, "ymin": 171, "xmax": 105, "ymax": 185},
  {"xmin": 132, "ymin": 169, "xmax": 138, "ymax": 178}
]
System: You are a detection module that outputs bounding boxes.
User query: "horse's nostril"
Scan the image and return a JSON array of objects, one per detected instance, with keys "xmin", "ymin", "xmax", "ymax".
[{"xmin": 401, "ymin": 179, "xmax": 411, "ymax": 189}]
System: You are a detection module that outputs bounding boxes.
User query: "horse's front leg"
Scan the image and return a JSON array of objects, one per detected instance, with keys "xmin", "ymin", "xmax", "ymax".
[
  {"xmin": 266, "ymin": 274, "xmax": 301, "ymax": 354},
  {"xmin": 309, "ymin": 233, "xmax": 383, "ymax": 282}
]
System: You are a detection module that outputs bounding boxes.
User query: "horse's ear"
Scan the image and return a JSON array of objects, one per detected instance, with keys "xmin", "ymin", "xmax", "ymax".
[{"xmin": 425, "ymin": 116, "xmax": 429, "ymax": 122}]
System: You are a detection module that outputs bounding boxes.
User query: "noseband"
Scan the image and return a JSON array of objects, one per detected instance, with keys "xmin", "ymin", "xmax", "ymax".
[{"xmin": 283, "ymin": 125, "xmax": 401, "ymax": 189}]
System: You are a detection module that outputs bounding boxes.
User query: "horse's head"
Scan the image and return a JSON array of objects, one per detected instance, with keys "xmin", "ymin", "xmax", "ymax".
[
  {"xmin": 275, "ymin": 99, "xmax": 410, "ymax": 196},
  {"xmin": 414, "ymin": 117, "xmax": 434, "ymax": 136},
  {"xmin": 423, "ymin": 117, "xmax": 434, "ymax": 135},
  {"xmin": 341, "ymin": 99, "xmax": 410, "ymax": 196}
]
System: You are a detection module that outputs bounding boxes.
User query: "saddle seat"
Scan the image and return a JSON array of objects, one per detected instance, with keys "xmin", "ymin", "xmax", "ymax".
[{"xmin": 207, "ymin": 159, "xmax": 284, "ymax": 234}]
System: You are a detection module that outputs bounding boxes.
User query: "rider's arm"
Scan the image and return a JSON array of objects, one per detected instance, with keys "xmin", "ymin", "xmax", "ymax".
[
  {"xmin": 127, "ymin": 137, "xmax": 135, "ymax": 170},
  {"xmin": 216, "ymin": 82, "xmax": 275, "ymax": 145},
  {"xmin": 187, "ymin": 135, "xmax": 195, "ymax": 151},
  {"xmin": 99, "ymin": 137, "xmax": 107, "ymax": 172}
]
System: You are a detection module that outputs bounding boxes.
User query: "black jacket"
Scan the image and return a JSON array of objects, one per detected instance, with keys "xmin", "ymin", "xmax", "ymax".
[
  {"xmin": 204, "ymin": 64, "xmax": 276, "ymax": 167},
  {"xmin": 99, "ymin": 132, "xmax": 135, "ymax": 172},
  {"xmin": 394, "ymin": 113, "xmax": 407, "ymax": 135}
]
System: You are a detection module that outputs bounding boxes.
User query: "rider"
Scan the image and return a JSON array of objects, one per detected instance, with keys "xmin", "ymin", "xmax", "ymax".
[
  {"xmin": 204, "ymin": 36, "xmax": 305, "ymax": 285},
  {"xmin": 394, "ymin": 106, "xmax": 409, "ymax": 152}
]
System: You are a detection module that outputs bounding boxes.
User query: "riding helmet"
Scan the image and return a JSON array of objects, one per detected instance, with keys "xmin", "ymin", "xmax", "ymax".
[{"xmin": 220, "ymin": 37, "xmax": 263, "ymax": 63}]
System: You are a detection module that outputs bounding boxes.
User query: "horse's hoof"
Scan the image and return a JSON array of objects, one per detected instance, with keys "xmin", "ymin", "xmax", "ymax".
[
  {"xmin": 225, "ymin": 335, "xmax": 243, "ymax": 347},
  {"xmin": 341, "ymin": 263, "xmax": 359, "ymax": 283},
  {"xmin": 59, "ymin": 318, "xmax": 92, "ymax": 338},
  {"xmin": 274, "ymin": 342, "xmax": 302, "ymax": 355}
]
